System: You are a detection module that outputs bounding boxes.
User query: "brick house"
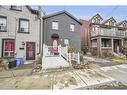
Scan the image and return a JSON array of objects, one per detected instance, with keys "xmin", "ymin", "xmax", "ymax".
[
  {"xmin": 0, "ymin": 6, "xmax": 44, "ymax": 63},
  {"xmin": 81, "ymin": 14, "xmax": 127, "ymax": 56}
]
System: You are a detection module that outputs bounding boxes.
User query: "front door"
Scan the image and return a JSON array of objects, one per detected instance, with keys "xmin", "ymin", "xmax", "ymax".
[
  {"xmin": 52, "ymin": 38, "xmax": 58, "ymax": 53},
  {"xmin": 26, "ymin": 42, "xmax": 36, "ymax": 60}
]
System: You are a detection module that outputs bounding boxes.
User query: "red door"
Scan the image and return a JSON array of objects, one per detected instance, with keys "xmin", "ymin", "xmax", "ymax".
[
  {"xmin": 52, "ymin": 38, "xmax": 58, "ymax": 53},
  {"xmin": 26, "ymin": 42, "xmax": 36, "ymax": 60}
]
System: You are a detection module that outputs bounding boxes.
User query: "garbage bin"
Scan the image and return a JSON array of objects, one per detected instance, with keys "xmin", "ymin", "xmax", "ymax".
[
  {"xmin": 16, "ymin": 58, "xmax": 24, "ymax": 67},
  {"xmin": 8, "ymin": 59, "xmax": 16, "ymax": 69}
]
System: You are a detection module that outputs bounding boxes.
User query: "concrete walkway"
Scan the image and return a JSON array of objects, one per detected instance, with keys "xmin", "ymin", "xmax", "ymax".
[{"xmin": 42, "ymin": 56, "xmax": 70, "ymax": 69}]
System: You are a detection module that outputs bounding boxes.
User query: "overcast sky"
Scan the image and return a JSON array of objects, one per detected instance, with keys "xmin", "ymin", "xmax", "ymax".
[{"xmin": 32, "ymin": 6, "xmax": 127, "ymax": 22}]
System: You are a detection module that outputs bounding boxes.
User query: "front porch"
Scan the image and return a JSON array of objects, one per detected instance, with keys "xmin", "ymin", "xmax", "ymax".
[{"xmin": 91, "ymin": 37, "xmax": 123, "ymax": 56}]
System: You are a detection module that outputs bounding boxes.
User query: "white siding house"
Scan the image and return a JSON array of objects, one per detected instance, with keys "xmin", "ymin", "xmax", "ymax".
[{"xmin": 0, "ymin": 6, "xmax": 44, "ymax": 63}]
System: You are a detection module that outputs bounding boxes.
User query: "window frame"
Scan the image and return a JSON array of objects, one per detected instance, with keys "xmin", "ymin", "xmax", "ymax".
[
  {"xmin": 18, "ymin": 18, "xmax": 30, "ymax": 34},
  {"xmin": 0, "ymin": 16, "xmax": 7, "ymax": 32},
  {"xmin": 10, "ymin": 6, "xmax": 22, "ymax": 11},
  {"xmin": 70, "ymin": 23, "xmax": 75, "ymax": 32},
  {"xmin": 52, "ymin": 21, "xmax": 59, "ymax": 30},
  {"xmin": 2, "ymin": 39, "xmax": 15, "ymax": 58}
]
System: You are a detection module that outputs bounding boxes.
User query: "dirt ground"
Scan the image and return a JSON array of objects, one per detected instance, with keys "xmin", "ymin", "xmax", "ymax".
[{"xmin": 0, "ymin": 67, "xmax": 127, "ymax": 90}]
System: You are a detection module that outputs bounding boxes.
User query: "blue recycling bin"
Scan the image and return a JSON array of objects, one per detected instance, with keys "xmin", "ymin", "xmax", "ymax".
[{"xmin": 16, "ymin": 58, "xmax": 24, "ymax": 67}]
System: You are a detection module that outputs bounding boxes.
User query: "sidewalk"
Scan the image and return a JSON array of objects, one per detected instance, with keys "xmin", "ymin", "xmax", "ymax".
[{"xmin": 0, "ymin": 68, "xmax": 116, "ymax": 89}]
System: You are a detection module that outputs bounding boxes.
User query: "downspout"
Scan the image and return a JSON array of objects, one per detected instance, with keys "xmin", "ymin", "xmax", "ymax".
[
  {"xmin": 37, "ymin": 17, "xmax": 41, "ymax": 55},
  {"xmin": 42, "ymin": 18, "xmax": 44, "ymax": 56}
]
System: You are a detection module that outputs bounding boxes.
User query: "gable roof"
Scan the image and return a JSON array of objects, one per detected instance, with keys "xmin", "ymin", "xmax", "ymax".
[
  {"xmin": 116, "ymin": 20, "xmax": 127, "ymax": 26},
  {"xmin": 43, "ymin": 10, "xmax": 82, "ymax": 25},
  {"xmin": 89, "ymin": 13, "xmax": 103, "ymax": 21},
  {"xmin": 103, "ymin": 17, "xmax": 116, "ymax": 24}
]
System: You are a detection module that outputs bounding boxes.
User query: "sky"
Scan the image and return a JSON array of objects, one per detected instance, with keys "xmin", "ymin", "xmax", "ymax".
[{"xmin": 34, "ymin": 6, "xmax": 127, "ymax": 22}]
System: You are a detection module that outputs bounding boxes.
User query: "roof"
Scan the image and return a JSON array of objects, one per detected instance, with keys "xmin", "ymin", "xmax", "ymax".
[
  {"xmin": 116, "ymin": 20, "xmax": 127, "ymax": 26},
  {"xmin": 89, "ymin": 13, "xmax": 103, "ymax": 21},
  {"xmin": 43, "ymin": 10, "xmax": 82, "ymax": 25},
  {"xmin": 26, "ymin": 6, "xmax": 39, "ymax": 14},
  {"xmin": 103, "ymin": 17, "xmax": 116, "ymax": 24}
]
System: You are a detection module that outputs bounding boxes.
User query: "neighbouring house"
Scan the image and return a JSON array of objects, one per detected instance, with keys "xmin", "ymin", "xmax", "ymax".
[
  {"xmin": 43, "ymin": 11, "xmax": 82, "ymax": 53},
  {"xmin": 80, "ymin": 20, "xmax": 90, "ymax": 53},
  {"xmin": 0, "ymin": 6, "xmax": 44, "ymax": 63},
  {"xmin": 81, "ymin": 14, "xmax": 127, "ymax": 56}
]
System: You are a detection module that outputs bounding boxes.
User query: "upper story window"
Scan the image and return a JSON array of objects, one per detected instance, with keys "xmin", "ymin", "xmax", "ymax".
[
  {"xmin": 109, "ymin": 20, "xmax": 114, "ymax": 26},
  {"xmin": 123, "ymin": 23, "xmax": 127, "ymax": 28},
  {"xmin": 0, "ymin": 16, "xmax": 7, "ymax": 32},
  {"xmin": 52, "ymin": 21, "xmax": 58, "ymax": 30},
  {"xmin": 93, "ymin": 17, "xmax": 101, "ymax": 24},
  {"xmin": 92, "ymin": 26, "xmax": 99, "ymax": 32},
  {"xmin": 70, "ymin": 24, "xmax": 75, "ymax": 32},
  {"xmin": 19, "ymin": 19, "xmax": 29, "ymax": 33},
  {"xmin": 11, "ymin": 6, "xmax": 22, "ymax": 11}
]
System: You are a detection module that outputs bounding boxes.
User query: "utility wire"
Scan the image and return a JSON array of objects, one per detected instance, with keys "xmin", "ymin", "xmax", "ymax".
[{"xmin": 104, "ymin": 6, "xmax": 119, "ymax": 20}]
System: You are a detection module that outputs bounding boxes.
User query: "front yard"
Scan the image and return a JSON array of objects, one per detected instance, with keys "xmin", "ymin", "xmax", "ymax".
[{"xmin": 110, "ymin": 57, "xmax": 127, "ymax": 64}]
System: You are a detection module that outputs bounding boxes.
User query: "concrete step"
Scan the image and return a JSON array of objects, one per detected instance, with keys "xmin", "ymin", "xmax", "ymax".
[{"xmin": 42, "ymin": 56, "xmax": 70, "ymax": 70}]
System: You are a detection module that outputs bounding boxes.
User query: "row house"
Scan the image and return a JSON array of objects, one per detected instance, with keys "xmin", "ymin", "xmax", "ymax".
[
  {"xmin": 0, "ymin": 6, "xmax": 44, "ymax": 63},
  {"xmin": 81, "ymin": 14, "xmax": 127, "ymax": 56}
]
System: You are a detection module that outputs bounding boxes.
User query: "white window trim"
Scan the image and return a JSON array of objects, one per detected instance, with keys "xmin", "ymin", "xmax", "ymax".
[
  {"xmin": 19, "ymin": 19, "xmax": 29, "ymax": 33},
  {"xmin": 70, "ymin": 23, "xmax": 75, "ymax": 32},
  {"xmin": 52, "ymin": 21, "xmax": 59, "ymax": 30},
  {"xmin": 0, "ymin": 16, "xmax": 7, "ymax": 32}
]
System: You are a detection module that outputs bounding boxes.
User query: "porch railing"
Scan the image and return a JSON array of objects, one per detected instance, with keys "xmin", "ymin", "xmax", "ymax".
[
  {"xmin": 91, "ymin": 29, "xmax": 127, "ymax": 38},
  {"xmin": 42, "ymin": 44, "xmax": 80, "ymax": 64}
]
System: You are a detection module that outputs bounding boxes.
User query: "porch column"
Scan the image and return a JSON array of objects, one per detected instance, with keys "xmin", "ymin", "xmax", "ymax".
[
  {"xmin": 97, "ymin": 37, "xmax": 102, "ymax": 56},
  {"xmin": 121, "ymin": 39, "xmax": 124, "ymax": 47},
  {"xmin": 111, "ymin": 38, "xmax": 114, "ymax": 53}
]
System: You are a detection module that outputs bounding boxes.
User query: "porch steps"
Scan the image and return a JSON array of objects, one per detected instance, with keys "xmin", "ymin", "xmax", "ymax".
[{"xmin": 42, "ymin": 56, "xmax": 70, "ymax": 70}]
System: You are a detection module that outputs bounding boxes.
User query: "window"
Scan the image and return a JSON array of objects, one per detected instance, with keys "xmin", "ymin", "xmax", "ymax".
[
  {"xmin": 0, "ymin": 16, "xmax": 7, "ymax": 32},
  {"xmin": 64, "ymin": 39, "xmax": 69, "ymax": 45},
  {"xmin": 70, "ymin": 24, "xmax": 75, "ymax": 32},
  {"xmin": 109, "ymin": 20, "xmax": 114, "ymax": 26},
  {"xmin": 52, "ymin": 21, "xmax": 58, "ymax": 30},
  {"xmin": 101, "ymin": 39, "xmax": 110, "ymax": 47},
  {"xmin": 93, "ymin": 17, "xmax": 100, "ymax": 24},
  {"xmin": 123, "ymin": 23, "xmax": 126, "ymax": 28},
  {"xmin": 11, "ymin": 6, "xmax": 22, "ymax": 11},
  {"xmin": 19, "ymin": 19, "xmax": 29, "ymax": 33},
  {"xmin": 2, "ymin": 39, "xmax": 15, "ymax": 57},
  {"xmin": 92, "ymin": 26, "xmax": 99, "ymax": 32}
]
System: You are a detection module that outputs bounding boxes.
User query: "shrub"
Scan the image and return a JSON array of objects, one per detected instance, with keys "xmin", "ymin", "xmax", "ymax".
[
  {"xmin": 67, "ymin": 42, "xmax": 76, "ymax": 53},
  {"xmin": 102, "ymin": 51, "xmax": 114, "ymax": 58},
  {"xmin": 36, "ymin": 57, "xmax": 42, "ymax": 64}
]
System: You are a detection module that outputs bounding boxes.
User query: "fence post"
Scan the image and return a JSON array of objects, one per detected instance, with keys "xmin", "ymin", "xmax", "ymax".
[
  {"xmin": 59, "ymin": 45, "xmax": 61, "ymax": 57},
  {"xmin": 73, "ymin": 52, "xmax": 74, "ymax": 60},
  {"xmin": 77, "ymin": 52, "xmax": 80, "ymax": 64},
  {"xmin": 69, "ymin": 53, "xmax": 71, "ymax": 64}
]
